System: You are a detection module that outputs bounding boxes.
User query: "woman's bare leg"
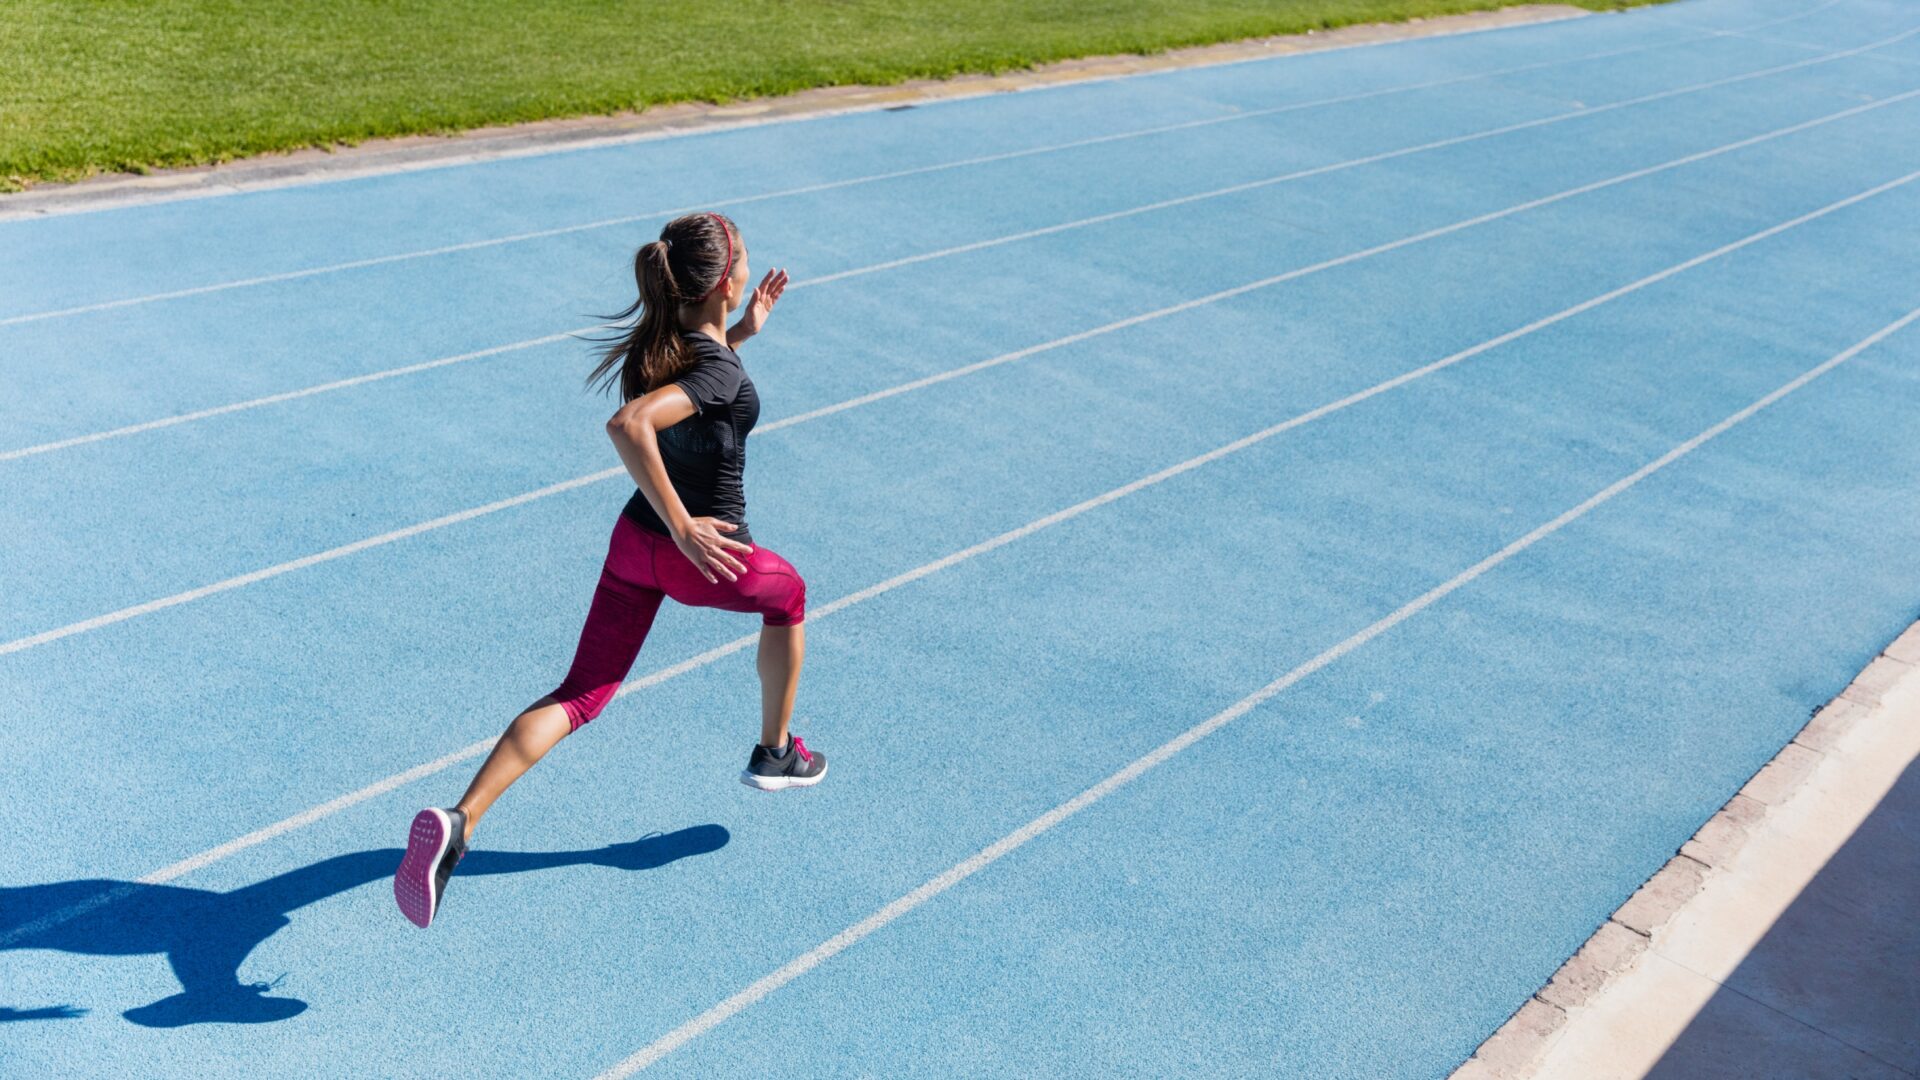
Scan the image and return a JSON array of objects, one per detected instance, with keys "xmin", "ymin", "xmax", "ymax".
[
  {"xmin": 451, "ymin": 622, "xmax": 800, "ymax": 836},
  {"xmin": 453, "ymin": 696, "xmax": 573, "ymax": 841},
  {"xmin": 757, "ymin": 623, "xmax": 805, "ymax": 748}
]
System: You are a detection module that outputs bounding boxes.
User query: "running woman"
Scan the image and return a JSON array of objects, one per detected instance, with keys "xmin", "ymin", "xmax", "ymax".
[{"xmin": 394, "ymin": 211, "xmax": 822, "ymax": 929}]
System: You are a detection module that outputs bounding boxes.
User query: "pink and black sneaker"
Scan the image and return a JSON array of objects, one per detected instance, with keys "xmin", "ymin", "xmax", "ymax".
[
  {"xmin": 394, "ymin": 807, "xmax": 468, "ymax": 928},
  {"xmin": 740, "ymin": 734, "xmax": 827, "ymax": 791}
]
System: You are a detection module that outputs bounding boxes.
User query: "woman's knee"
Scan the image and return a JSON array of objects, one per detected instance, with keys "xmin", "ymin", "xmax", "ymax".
[
  {"xmin": 549, "ymin": 680, "xmax": 617, "ymax": 731},
  {"xmin": 760, "ymin": 570, "xmax": 806, "ymax": 627}
]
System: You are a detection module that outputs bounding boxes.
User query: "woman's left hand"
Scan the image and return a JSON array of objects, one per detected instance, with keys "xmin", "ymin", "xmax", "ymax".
[{"xmin": 735, "ymin": 268, "xmax": 788, "ymax": 340}]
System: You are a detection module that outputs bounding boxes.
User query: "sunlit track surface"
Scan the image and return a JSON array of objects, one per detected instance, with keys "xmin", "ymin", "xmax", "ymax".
[{"xmin": 3, "ymin": 1, "xmax": 1918, "ymax": 1076}]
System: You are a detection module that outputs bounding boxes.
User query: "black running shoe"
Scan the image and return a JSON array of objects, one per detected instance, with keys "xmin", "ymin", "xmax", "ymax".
[
  {"xmin": 394, "ymin": 807, "xmax": 468, "ymax": 928},
  {"xmin": 740, "ymin": 734, "xmax": 828, "ymax": 791}
]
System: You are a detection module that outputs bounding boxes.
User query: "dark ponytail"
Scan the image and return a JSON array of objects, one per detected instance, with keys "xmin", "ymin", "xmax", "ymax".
[{"xmin": 588, "ymin": 211, "xmax": 739, "ymax": 402}]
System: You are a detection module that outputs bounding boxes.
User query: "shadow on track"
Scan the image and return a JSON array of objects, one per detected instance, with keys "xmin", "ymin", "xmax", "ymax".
[{"xmin": 0, "ymin": 824, "xmax": 729, "ymax": 1027}]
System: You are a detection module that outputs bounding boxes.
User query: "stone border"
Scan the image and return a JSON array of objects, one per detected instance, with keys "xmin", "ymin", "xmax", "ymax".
[
  {"xmin": 1451, "ymin": 619, "xmax": 1920, "ymax": 1079},
  {"xmin": 0, "ymin": 4, "xmax": 1589, "ymax": 221}
]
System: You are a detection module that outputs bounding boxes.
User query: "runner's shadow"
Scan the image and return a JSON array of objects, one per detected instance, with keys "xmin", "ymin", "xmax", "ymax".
[
  {"xmin": 0, "ymin": 824, "xmax": 728, "ymax": 1028},
  {"xmin": 0, "ymin": 1005, "xmax": 87, "ymax": 1021}
]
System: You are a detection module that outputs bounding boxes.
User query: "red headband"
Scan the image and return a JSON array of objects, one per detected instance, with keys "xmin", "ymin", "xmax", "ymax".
[{"xmin": 701, "ymin": 212, "xmax": 734, "ymax": 301}]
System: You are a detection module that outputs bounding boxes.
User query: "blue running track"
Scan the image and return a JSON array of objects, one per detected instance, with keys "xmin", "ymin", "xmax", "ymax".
[{"xmin": 3, "ymin": 0, "xmax": 1919, "ymax": 1074}]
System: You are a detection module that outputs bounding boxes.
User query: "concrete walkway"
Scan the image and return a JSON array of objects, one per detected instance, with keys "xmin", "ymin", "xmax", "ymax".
[{"xmin": 1528, "ymin": 633, "xmax": 1920, "ymax": 1078}]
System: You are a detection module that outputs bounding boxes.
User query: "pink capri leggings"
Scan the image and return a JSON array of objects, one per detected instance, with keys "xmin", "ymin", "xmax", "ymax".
[{"xmin": 552, "ymin": 515, "xmax": 806, "ymax": 730}]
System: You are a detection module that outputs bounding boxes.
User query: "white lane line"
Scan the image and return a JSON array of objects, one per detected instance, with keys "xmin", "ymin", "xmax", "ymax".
[
  {"xmin": 1746, "ymin": 0, "xmax": 1853, "ymax": 30},
  {"xmin": 0, "ymin": 26, "xmax": 1795, "ymax": 331},
  {"xmin": 6, "ymin": 22, "xmax": 1912, "ymax": 464},
  {"xmin": 0, "ymin": 883, "xmax": 141, "ymax": 943},
  {"xmin": 788, "ymin": 25, "xmax": 1900, "ymax": 291},
  {"xmin": 6, "ymin": 164, "xmax": 1908, "ymax": 949},
  {"xmin": 592, "ymin": 302, "xmax": 1920, "ymax": 1079},
  {"xmin": 139, "ymin": 737, "xmax": 508, "ymax": 883},
  {"xmin": 1732, "ymin": 29, "xmax": 1920, "ymax": 67},
  {"xmin": 0, "ymin": 467, "xmax": 625, "ymax": 657},
  {"xmin": 1661, "ymin": 0, "xmax": 1852, "ymax": 35},
  {"xmin": 0, "ymin": 738, "xmax": 508, "ymax": 945},
  {"xmin": 0, "ymin": 330, "xmax": 586, "ymax": 463},
  {"xmin": 5, "ymin": 83, "xmax": 1917, "ymax": 660}
]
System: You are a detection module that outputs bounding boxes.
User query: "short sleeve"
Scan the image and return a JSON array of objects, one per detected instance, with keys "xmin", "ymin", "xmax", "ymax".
[{"xmin": 673, "ymin": 352, "xmax": 744, "ymax": 416}]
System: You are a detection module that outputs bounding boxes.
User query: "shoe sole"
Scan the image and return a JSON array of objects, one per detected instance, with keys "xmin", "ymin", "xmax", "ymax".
[
  {"xmin": 394, "ymin": 808, "xmax": 454, "ymax": 928},
  {"xmin": 739, "ymin": 758, "xmax": 828, "ymax": 792}
]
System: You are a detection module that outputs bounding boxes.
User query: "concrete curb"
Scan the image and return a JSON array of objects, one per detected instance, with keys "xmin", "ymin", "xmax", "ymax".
[
  {"xmin": 1449, "ymin": 620, "xmax": 1920, "ymax": 1079},
  {"xmin": 0, "ymin": 5, "xmax": 1589, "ymax": 221}
]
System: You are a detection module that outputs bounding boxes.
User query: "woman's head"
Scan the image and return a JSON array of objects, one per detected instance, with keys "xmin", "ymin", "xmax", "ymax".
[{"xmin": 589, "ymin": 211, "xmax": 747, "ymax": 401}]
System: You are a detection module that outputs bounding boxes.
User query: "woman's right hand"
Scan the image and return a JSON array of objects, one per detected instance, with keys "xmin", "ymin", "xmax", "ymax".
[{"xmin": 674, "ymin": 517, "xmax": 753, "ymax": 583}]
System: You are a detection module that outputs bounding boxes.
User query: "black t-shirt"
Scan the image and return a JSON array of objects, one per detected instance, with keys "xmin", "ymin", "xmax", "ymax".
[{"xmin": 621, "ymin": 330, "xmax": 760, "ymax": 544}]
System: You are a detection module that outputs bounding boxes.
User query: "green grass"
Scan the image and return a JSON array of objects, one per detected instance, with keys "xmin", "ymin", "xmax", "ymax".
[{"xmin": 0, "ymin": 0, "xmax": 1665, "ymax": 192}]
